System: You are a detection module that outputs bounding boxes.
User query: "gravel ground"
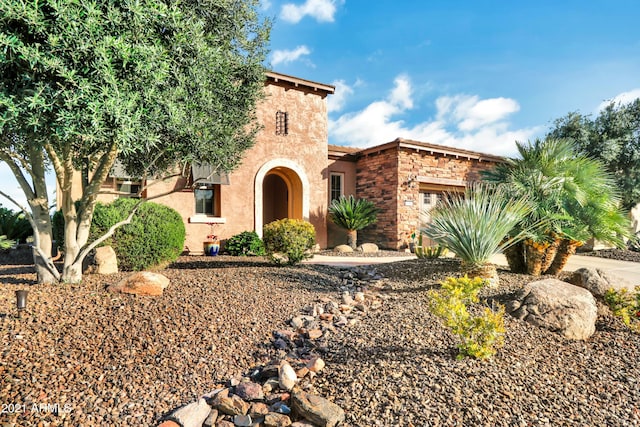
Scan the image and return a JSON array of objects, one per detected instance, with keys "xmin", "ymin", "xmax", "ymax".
[{"xmin": 1, "ymin": 251, "xmax": 639, "ymax": 426}]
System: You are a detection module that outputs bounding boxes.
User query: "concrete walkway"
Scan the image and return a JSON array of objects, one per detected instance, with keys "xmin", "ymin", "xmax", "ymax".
[{"xmin": 304, "ymin": 253, "xmax": 640, "ymax": 285}]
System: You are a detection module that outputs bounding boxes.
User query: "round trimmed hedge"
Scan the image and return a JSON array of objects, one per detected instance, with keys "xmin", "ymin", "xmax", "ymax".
[{"xmin": 90, "ymin": 198, "xmax": 185, "ymax": 271}]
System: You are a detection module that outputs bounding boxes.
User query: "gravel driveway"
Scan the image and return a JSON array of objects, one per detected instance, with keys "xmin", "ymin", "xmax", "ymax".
[{"xmin": 1, "ymin": 254, "xmax": 639, "ymax": 426}]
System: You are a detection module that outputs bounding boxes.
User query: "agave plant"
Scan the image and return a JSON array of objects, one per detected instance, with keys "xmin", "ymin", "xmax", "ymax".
[
  {"xmin": 423, "ymin": 183, "xmax": 534, "ymax": 286},
  {"xmin": 328, "ymin": 195, "xmax": 379, "ymax": 249}
]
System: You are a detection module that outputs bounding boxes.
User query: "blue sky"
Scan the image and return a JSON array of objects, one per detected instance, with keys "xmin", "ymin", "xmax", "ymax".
[
  {"xmin": 263, "ymin": 0, "xmax": 640, "ymax": 156},
  {"xmin": 2, "ymin": 0, "xmax": 639, "ymax": 209}
]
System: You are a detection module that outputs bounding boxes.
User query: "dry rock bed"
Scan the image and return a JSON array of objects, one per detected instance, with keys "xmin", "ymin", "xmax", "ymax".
[{"xmin": 0, "ymin": 254, "xmax": 639, "ymax": 426}]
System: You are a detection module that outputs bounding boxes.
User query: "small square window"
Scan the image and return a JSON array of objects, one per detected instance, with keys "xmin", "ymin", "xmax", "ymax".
[{"xmin": 276, "ymin": 111, "xmax": 288, "ymax": 135}]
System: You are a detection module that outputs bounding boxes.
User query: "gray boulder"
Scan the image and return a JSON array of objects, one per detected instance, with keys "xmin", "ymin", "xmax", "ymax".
[
  {"xmin": 570, "ymin": 267, "xmax": 638, "ymax": 298},
  {"xmin": 508, "ymin": 278, "xmax": 597, "ymax": 340},
  {"xmin": 356, "ymin": 243, "xmax": 378, "ymax": 253},
  {"xmin": 333, "ymin": 244, "xmax": 353, "ymax": 253}
]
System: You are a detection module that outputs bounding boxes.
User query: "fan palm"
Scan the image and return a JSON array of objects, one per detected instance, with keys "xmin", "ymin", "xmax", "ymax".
[
  {"xmin": 328, "ymin": 195, "xmax": 379, "ymax": 249},
  {"xmin": 423, "ymin": 183, "xmax": 534, "ymax": 286},
  {"xmin": 483, "ymin": 138, "xmax": 631, "ymax": 275}
]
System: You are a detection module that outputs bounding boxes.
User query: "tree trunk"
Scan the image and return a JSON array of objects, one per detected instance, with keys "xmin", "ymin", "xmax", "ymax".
[
  {"xmin": 541, "ymin": 238, "xmax": 560, "ymax": 274},
  {"xmin": 503, "ymin": 241, "xmax": 526, "ymax": 273},
  {"xmin": 347, "ymin": 229, "xmax": 357, "ymax": 250},
  {"xmin": 545, "ymin": 239, "xmax": 583, "ymax": 275},
  {"xmin": 462, "ymin": 262, "xmax": 499, "ymax": 288},
  {"xmin": 32, "ymin": 204, "xmax": 57, "ymax": 284},
  {"xmin": 524, "ymin": 239, "xmax": 548, "ymax": 276}
]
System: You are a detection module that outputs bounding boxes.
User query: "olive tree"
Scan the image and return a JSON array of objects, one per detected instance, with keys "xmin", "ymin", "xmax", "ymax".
[{"xmin": 0, "ymin": 0, "xmax": 269, "ymax": 283}]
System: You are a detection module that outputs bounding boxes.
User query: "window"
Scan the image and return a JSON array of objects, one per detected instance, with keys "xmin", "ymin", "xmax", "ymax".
[
  {"xmin": 195, "ymin": 187, "xmax": 216, "ymax": 215},
  {"xmin": 330, "ymin": 173, "xmax": 344, "ymax": 201},
  {"xmin": 275, "ymin": 111, "xmax": 288, "ymax": 135},
  {"xmin": 115, "ymin": 179, "xmax": 142, "ymax": 198}
]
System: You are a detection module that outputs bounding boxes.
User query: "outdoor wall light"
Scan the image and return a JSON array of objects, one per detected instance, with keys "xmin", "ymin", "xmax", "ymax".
[{"xmin": 15, "ymin": 290, "xmax": 28, "ymax": 316}]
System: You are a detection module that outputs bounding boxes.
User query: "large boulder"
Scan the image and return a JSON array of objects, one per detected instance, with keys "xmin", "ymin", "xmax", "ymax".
[
  {"xmin": 508, "ymin": 278, "xmax": 597, "ymax": 340},
  {"xmin": 356, "ymin": 243, "xmax": 378, "ymax": 253},
  {"xmin": 94, "ymin": 245, "xmax": 118, "ymax": 275},
  {"xmin": 569, "ymin": 268, "xmax": 638, "ymax": 298},
  {"xmin": 108, "ymin": 271, "xmax": 170, "ymax": 296}
]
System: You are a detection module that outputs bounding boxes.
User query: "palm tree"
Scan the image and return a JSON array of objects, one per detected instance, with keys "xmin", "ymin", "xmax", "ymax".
[
  {"xmin": 483, "ymin": 138, "xmax": 631, "ymax": 275},
  {"xmin": 423, "ymin": 183, "xmax": 533, "ymax": 286},
  {"xmin": 328, "ymin": 195, "xmax": 379, "ymax": 249}
]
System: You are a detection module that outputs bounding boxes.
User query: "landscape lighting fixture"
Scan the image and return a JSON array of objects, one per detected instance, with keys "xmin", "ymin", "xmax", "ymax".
[{"xmin": 15, "ymin": 290, "xmax": 28, "ymax": 316}]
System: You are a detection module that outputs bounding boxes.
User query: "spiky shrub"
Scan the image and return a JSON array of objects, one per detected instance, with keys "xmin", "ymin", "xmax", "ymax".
[
  {"xmin": 225, "ymin": 231, "xmax": 265, "ymax": 256},
  {"xmin": 263, "ymin": 219, "xmax": 316, "ymax": 265},
  {"xmin": 428, "ymin": 276, "xmax": 505, "ymax": 359},
  {"xmin": 90, "ymin": 199, "xmax": 185, "ymax": 271},
  {"xmin": 423, "ymin": 183, "xmax": 533, "ymax": 281},
  {"xmin": 328, "ymin": 195, "xmax": 379, "ymax": 249}
]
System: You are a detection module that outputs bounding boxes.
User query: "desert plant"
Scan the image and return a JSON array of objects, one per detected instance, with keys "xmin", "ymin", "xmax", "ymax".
[
  {"xmin": 428, "ymin": 276, "xmax": 506, "ymax": 359},
  {"xmin": 0, "ymin": 235, "xmax": 16, "ymax": 250},
  {"xmin": 225, "ymin": 231, "xmax": 265, "ymax": 256},
  {"xmin": 483, "ymin": 138, "xmax": 631, "ymax": 275},
  {"xmin": 263, "ymin": 219, "xmax": 316, "ymax": 265},
  {"xmin": 423, "ymin": 183, "xmax": 534, "ymax": 285},
  {"xmin": 0, "ymin": 206, "xmax": 32, "ymax": 243},
  {"xmin": 328, "ymin": 195, "xmax": 379, "ymax": 249},
  {"xmin": 415, "ymin": 244, "xmax": 447, "ymax": 259},
  {"xmin": 604, "ymin": 287, "xmax": 640, "ymax": 332},
  {"xmin": 90, "ymin": 199, "xmax": 185, "ymax": 271}
]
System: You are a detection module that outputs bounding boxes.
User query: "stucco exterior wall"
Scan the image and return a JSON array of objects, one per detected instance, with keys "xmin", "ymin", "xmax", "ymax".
[{"xmin": 326, "ymin": 156, "xmax": 357, "ymax": 247}]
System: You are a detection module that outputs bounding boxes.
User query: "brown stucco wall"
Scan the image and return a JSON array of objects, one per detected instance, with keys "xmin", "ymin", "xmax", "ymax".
[{"xmin": 326, "ymin": 156, "xmax": 357, "ymax": 247}]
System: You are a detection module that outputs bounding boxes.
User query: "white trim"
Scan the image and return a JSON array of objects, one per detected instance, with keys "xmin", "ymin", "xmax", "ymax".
[
  {"xmin": 254, "ymin": 159, "xmax": 310, "ymax": 238},
  {"xmin": 189, "ymin": 216, "xmax": 227, "ymax": 224}
]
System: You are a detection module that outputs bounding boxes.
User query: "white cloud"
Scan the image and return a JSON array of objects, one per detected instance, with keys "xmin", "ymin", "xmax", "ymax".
[
  {"xmin": 271, "ymin": 45, "xmax": 311, "ymax": 66},
  {"xmin": 329, "ymin": 75, "xmax": 542, "ymax": 157},
  {"xmin": 280, "ymin": 0, "xmax": 340, "ymax": 23},
  {"xmin": 327, "ymin": 80, "xmax": 353, "ymax": 113},
  {"xmin": 597, "ymin": 88, "xmax": 640, "ymax": 111}
]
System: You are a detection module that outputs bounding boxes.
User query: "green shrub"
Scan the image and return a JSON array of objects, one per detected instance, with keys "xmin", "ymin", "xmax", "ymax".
[
  {"xmin": 428, "ymin": 276, "xmax": 505, "ymax": 359},
  {"xmin": 90, "ymin": 198, "xmax": 185, "ymax": 271},
  {"xmin": 225, "ymin": 231, "xmax": 265, "ymax": 256},
  {"xmin": 263, "ymin": 218, "xmax": 315, "ymax": 265},
  {"xmin": 0, "ymin": 206, "xmax": 32, "ymax": 243},
  {"xmin": 604, "ymin": 287, "xmax": 640, "ymax": 332}
]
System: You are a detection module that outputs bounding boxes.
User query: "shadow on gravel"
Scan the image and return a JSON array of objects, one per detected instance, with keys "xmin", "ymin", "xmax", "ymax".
[{"xmin": 0, "ymin": 265, "xmax": 37, "ymax": 285}]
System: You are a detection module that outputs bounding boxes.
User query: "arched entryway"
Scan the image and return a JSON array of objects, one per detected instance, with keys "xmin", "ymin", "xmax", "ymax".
[{"xmin": 255, "ymin": 159, "xmax": 310, "ymax": 237}]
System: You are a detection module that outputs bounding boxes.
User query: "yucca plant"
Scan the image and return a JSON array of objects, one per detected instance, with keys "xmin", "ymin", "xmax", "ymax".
[
  {"xmin": 423, "ymin": 183, "xmax": 534, "ymax": 286},
  {"xmin": 0, "ymin": 235, "xmax": 16, "ymax": 250},
  {"xmin": 328, "ymin": 195, "xmax": 379, "ymax": 249}
]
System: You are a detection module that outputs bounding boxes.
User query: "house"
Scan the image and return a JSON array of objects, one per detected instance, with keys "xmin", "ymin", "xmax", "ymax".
[{"xmin": 73, "ymin": 71, "xmax": 503, "ymax": 253}]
